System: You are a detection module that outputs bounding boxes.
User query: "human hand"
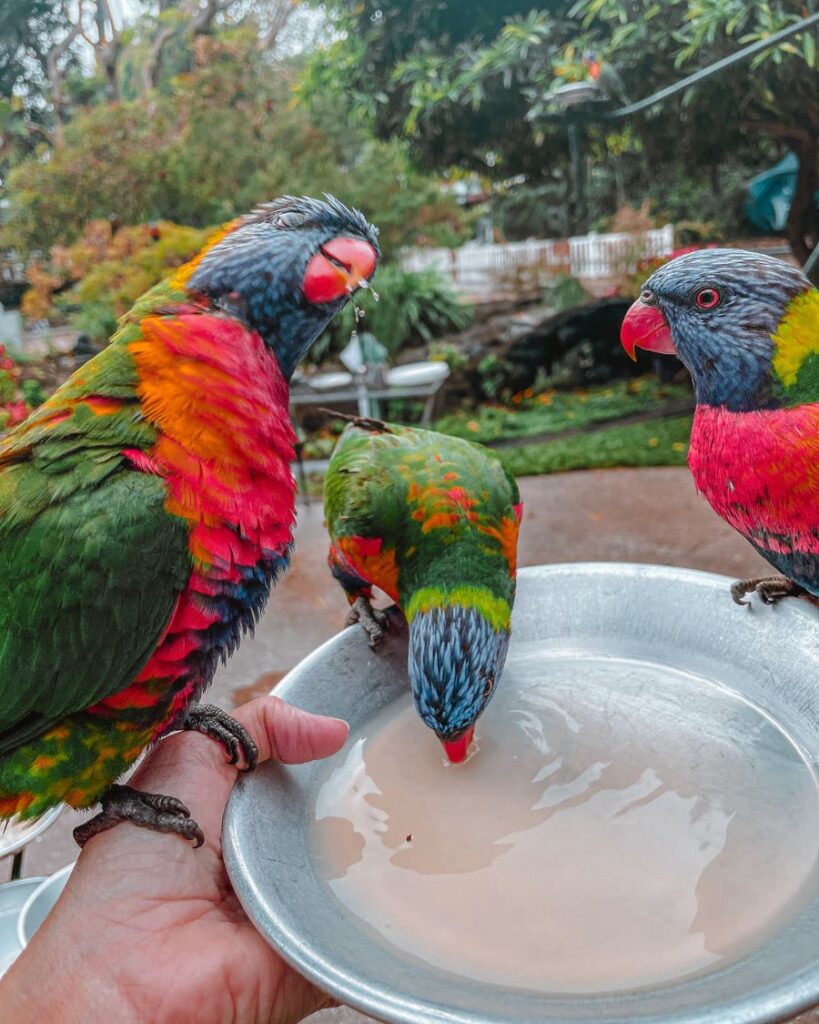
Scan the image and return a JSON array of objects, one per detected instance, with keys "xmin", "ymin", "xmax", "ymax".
[{"xmin": 4, "ymin": 696, "xmax": 349, "ymax": 1024}]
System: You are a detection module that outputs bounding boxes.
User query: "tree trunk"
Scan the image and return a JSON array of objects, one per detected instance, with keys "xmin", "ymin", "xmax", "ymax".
[
  {"xmin": 258, "ymin": 0, "xmax": 297, "ymax": 52},
  {"xmin": 46, "ymin": 3, "xmax": 86, "ymax": 132},
  {"xmin": 786, "ymin": 134, "xmax": 818, "ymax": 268},
  {"xmin": 142, "ymin": 24, "xmax": 176, "ymax": 93}
]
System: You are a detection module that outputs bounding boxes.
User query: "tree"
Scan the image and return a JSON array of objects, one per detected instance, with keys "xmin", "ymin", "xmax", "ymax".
[
  {"xmin": 303, "ymin": 0, "xmax": 817, "ymax": 259},
  {"xmin": 1, "ymin": 31, "xmax": 469, "ymax": 258},
  {"xmin": 0, "ymin": 0, "xmax": 312, "ymax": 167},
  {"xmin": 565, "ymin": 0, "xmax": 817, "ymax": 261},
  {"xmin": 300, "ymin": 2, "xmax": 571, "ymax": 179}
]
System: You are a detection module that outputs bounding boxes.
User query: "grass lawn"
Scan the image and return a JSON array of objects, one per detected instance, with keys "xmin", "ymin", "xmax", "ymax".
[
  {"xmin": 299, "ymin": 376, "xmax": 694, "ymax": 484},
  {"xmin": 434, "ymin": 377, "xmax": 691, "ymax": 445},
  {"xmin": 493, "ymin": 415, "xmax": 692, "ymax": 477},
  {"xmin": 301, "ymin": 414, "xmax": 693, "ymax": 497}
]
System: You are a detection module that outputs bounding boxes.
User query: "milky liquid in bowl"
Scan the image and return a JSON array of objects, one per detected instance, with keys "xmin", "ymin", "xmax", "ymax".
[{"xmin": 312, "ymin": 643, "xmax": 819, "ymax": 994}]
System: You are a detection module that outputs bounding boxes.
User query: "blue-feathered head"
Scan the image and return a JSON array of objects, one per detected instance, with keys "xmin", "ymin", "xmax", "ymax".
[
  {"xmin": 408, "ymin": 604, "xmax": 510, "ymax": 763},
  {"xmin": 187, "ymin": 194, "xmax": 379, "ymax": 378},
  {"xmin": 621, "ymin": 249, "xmax": 810, "ymax": 411}
]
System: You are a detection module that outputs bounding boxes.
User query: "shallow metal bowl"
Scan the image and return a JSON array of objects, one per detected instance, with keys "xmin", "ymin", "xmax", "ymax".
[
  {"xmin": 224, "ymin": 563, "xmax": 819, "ymax": 1024},
  {"xmin": 17, "ymin": 862, "xmax": 74, "ymax": 948},
  {"xmin": 0, "ymin": 878, "xmax": 45, "ymax": 977},
  {"xmin": 0, "ymin": 806, "xmax": 62, "ymax": 860}
]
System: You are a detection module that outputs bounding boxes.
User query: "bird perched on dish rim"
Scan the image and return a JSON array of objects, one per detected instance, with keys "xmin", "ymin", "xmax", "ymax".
[
  {"xmin": 323, "ymin": 416, "xmax": 522, "ymax": 763},
  {"xmin": 0, "ymin": 194, "xmax": 379, "ymax": 846},
  {"xmin": 621, "ymin": 247, "xmax": 817, "ymax": 607}
]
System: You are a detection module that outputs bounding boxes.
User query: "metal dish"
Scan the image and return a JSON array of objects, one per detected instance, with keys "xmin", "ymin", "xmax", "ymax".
[
  {"xmin": 224, "ymin": 563, "xmax": 819, "ymax": 1024},
  {"xmin": 17, "ymin": 863, "xmax": 75, "ymax": 948},
  {"xmin": 0, "ymin": 878, "xmax": 45, "ymax": 977},
  {"xmin": 0, "ymin": 806, "xmax": 63, "ymax": 860}
]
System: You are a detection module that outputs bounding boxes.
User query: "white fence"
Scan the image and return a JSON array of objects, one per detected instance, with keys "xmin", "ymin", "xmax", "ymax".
[
  {"xmin": 568, "ymin": 225, "xmax": 674, "ymax": 278},
  {"xmin": 401, "ymin": 225, "xmax": 675, "ymax": 295}
]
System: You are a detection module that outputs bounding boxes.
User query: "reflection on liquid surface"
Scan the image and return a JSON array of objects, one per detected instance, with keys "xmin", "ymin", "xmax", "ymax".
[{"xmin": 313, "ymin": 646, "xmax": 819, "ymax": 993}]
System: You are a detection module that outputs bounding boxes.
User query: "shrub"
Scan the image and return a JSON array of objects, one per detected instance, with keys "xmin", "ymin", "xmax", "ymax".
[
  {"xmin": 22, "ymin": 220, "xmax": 213, "ymax": 342},
  {"xmin": 0, "ymin": 345, "xmax": 37, "ymax": 434}
]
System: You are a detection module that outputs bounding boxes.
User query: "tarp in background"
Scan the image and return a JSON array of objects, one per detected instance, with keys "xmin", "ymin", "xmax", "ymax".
[{"xmin": 744, "ymin": 153, "xmax": 799, "ymax": 233}]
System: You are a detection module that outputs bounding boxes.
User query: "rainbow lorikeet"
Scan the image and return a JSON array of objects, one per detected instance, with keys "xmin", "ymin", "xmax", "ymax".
[
  {"xmin": 323, "ymin": 417, "xmax": 522, "ymax": 763},
  {"xmin": 621, "ymin": 248, "xmax": 817, "ymax": 606},
  {"xmin": 0, "ymin": 195, "xmax": 379, "ymax": 846}
]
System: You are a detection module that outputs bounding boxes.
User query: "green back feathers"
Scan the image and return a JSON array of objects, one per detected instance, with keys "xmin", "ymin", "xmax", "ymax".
[
  {"xmin": 0, "ymin": 280, "xmax": 192, "ymax": 755},
  {"xmin": 771, "ymin": 289, "xmax": 819, "ymax": 407},
  {"xmin": 324, "ymin": 420, "xmax": 521, "ymax": 620}
]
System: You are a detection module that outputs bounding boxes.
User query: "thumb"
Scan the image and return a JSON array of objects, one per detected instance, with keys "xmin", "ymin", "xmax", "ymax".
[{"xmin": 231, "ymin": 696, "xmax": 349, "ymax": 765}]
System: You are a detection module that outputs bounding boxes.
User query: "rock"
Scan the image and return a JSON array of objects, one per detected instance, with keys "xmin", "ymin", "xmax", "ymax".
[{"xmin": 413, "ymin": 296, "xmax": 676, "ymax": 407}]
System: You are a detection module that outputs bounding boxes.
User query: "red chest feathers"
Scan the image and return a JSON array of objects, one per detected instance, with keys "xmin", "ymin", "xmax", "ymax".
[
  {"xmin": 689, "ymin": 404, "xmax": 819, "ymax": 552},
  {"xmin": 129, "ymin": 311, "xmax": 296, "ymax": 566}
]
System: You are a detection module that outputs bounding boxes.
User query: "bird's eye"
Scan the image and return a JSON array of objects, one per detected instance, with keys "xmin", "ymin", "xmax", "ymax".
[
  {"xmin": 695, "ymin": 288, "xmax": 720, "ymax": 309},
  {"xmin": 275, "ymin": 212, "xmax": 304, "ymax": 230},
  {"xmin": 482, "ymin": 675, "xmax": 495, "ymax": 700}
]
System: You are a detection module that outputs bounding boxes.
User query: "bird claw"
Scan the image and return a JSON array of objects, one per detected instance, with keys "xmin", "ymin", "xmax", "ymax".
[
  {"xmin": 73, "ymin": 784, "xmax": 205, "ymax": 849},
  {"xmin": 346, "ymin": 596, "xmax": 390, "ymax": 649},
  {"xmin": 183, "ymin": 703, "xmax": 258, "ymax": 771},
  {"xmin": 730, "ymin": 576, "xmax": 806, "ymax": 607}
]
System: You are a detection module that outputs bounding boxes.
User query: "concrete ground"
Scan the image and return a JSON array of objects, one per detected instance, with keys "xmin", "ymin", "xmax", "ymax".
[{"xmin": 8, "ymin": 465, "xmax": 813, "ymax": 1023}]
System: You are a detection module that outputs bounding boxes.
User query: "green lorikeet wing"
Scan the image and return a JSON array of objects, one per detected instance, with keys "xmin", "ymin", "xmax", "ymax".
[
  {"xmin": 324, "ymin": 420, "xmax": 520, "ymax": 606},
  {"xmin": 0, "ymin": 339, "xmax": 190, "ymax": 757},
  {"xmin": 324, "ymin": 418, "xmax": 521, "ymax": 762}
]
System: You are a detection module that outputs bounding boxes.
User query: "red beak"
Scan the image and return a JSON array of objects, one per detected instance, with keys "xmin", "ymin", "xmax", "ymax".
[
  {"xmin": 441, "ymin": 725, "xmax": 475, "ymax": 764},
  {"xmin": 620, "ymin": 299, "xmax": 676, "ymax": 360},
  {"xmin": 303, "ymin": 236, "xmax": 378, "ymax": 305}
]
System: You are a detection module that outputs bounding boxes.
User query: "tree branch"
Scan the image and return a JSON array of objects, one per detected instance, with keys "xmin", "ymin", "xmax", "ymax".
[
  {"xmin": 93, "ymin": 0, "xmax": 122, "ymax": 98},
  {"xmin": 258, "ymin": 0, "xmax": 297, "ymax": 52},
  {"xmin": 746, "ymin": 120, "xmax": 814, "ymax": 147},
  {"xmin": 785, "ymin": 134, "xmax": 818, "ymax": 265},
  {"xmin": 46, "ymin": 1, "xmax": 86, "ymax": 121},
  {"xmin": 191, "ymin": 0, "xmax": 233, "ymax": 36},
  {"xmin": 142, "ymin": 23, "xmax": 177, "ymax": 93}
]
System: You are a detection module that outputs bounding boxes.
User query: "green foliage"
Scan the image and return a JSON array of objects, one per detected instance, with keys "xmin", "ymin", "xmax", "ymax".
[
  {"xmin": 65, "ymin": 222, "xmax": 212, "ymax": 340},
  {"xmin": 428, "ymin": 341, "xmax": 469, "ymax": 372},
  {"xmin": 21, "ymin": 219, "xmax": 213, "ymax": 342},
  {"xmin": 435, "ymin": 377, "xmax": 691, "ymax": 443},
  {"xmin": 0, "ymin": 343, "xmax": 35, "ymax": 433},
  {"xmin": 19, "ymin": 377, "xmax": 46, "ymax": 408},
  {"xmin": 494, "ymin": 183, "xmax": 572, "ymax": 240},
  {"xmin": 2, "ymin": 35, "xmax": 469, "ymax": 260},
  {"xmin": 314, "ymin": 265, "xmax": 473, "ymax": 361},
  {"xmin": 493, "ymin": 416, "xmax": 692, "ymax": 477},
  {"xmin": 476, "ymin": 355, "xmax": 508, "ymax": 401},
  {"xmin": 306, "ymin": 0, "xmax": 818, "ymax": 255},
  {"xmin": 544, "ymin": 273, "xmax": 590, "ymax": 312}
]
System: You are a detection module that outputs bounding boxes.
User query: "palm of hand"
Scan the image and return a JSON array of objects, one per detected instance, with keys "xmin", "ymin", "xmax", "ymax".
[{"xmin": 6, "ymin": 698, "xmax": 347, "ymax": 1024}]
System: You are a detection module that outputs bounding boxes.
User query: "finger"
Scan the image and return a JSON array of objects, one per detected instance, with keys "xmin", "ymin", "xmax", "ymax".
[
  {"xmin": 232, "ymin": 696, "xmax": 349, "ymax": 765},
  {"xmin": 89, "ymin": 699, "xmax": 347, "ymax": 857}
]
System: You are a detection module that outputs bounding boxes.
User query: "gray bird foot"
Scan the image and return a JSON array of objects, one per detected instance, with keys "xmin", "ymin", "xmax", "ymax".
[
  {"xmin": 346, "ymin": 596, "xmax": 390, "ymax": 649},
  {"xmin": 73, "ymin": 784, "xmax": 204, "ymax": 849},
  {"xmin": 183, "ymin": 703, "xmax": 258, "ymax": 770},
  {"xmin": 731, "ymin": 575, "xmax": 807, "ymax": 607}
]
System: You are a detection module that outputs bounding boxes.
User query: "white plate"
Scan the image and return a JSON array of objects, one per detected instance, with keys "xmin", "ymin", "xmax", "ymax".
[
  {"xmin": 0, "ymin": 807, "xmax": 63, "ymax": 860},
  {"xmin": 18, "ymin": 863, "xmax": 75, "ymax": 948},
  {"xmin": 386, "ymin": 361, "xmax": 449, "ymax": 388},
  {"xmin": 0, "ymin": 878, "xmax": 45, "ymax": 977},
  {"xmin": 305, "ymin": 372, "xmax": 354, "ymax": 391}
]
